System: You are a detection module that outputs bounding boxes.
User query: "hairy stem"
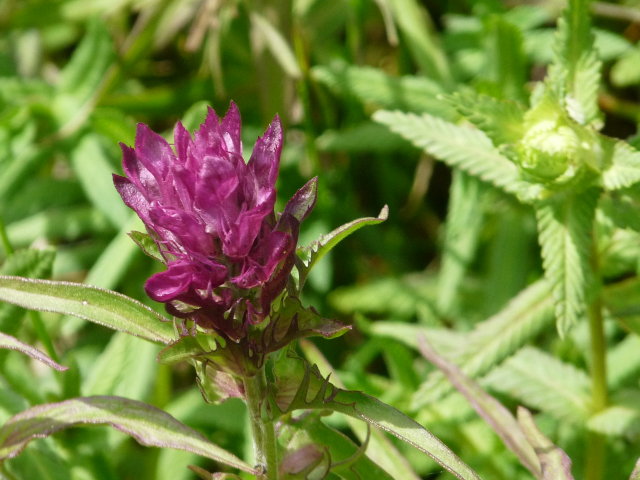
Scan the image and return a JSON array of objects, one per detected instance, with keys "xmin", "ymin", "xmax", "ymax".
[{"xmin": 244, "ymin": 369, "xmax": 279, "ymax": 480}]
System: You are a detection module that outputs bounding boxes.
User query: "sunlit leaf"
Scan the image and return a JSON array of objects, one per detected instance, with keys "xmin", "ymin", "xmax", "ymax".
[
  {"xmin": 0, "ymin": 396, "xmax": 253, "ymax": 473},
  {"xmin": 298, "ymin": 205, "xmax": 388, "ymax": 284},
  {"xmin": 0, "ymin": 276, "xmax": 174, "ymax": 344},
  {"xmin": 373, "ymin": 110, "xmax": 528, "ymax": 196}
]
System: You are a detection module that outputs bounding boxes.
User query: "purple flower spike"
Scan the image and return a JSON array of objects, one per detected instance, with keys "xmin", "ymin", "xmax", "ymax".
[{"xmin": 114, "ymin": 103, "xmax": 316, "ymax": 340}]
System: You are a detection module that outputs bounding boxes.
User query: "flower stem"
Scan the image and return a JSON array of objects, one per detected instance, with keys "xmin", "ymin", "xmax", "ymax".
[
  {"xmin": 585, "ymin": 292, "xmax": 607, "ymax": 480},
  {"xmin": 243, "ymin": 369, "xmax": 279, "ymax": 480}
]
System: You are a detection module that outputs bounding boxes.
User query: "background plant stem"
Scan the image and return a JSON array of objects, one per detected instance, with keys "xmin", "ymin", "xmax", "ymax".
[
  {"xmin": 243, "ymin": 369, "xmax": 279, "ymax": 480},
  {"xmin": 586, "ymin": 261, "xmax": 607, "ymax": 480}
]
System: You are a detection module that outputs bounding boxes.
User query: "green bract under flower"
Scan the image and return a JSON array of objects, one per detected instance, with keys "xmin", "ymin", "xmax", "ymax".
[{"xmin": 516, "ymin": 96, "xmax": 600, "ymax": 185}]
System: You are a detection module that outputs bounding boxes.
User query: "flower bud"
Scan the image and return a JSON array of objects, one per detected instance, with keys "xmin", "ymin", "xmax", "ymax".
[{"xmin": 516, "ymin": 96, "xmax": 599, "ymax": 185}]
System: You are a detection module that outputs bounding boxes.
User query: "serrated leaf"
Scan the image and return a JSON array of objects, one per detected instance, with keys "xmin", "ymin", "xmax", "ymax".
[
  {"xmin": 312, "ymin": 63, "xmax": 453, "ymax": 117},
  {"xmin": 517, "ymin": 408, "xmax": 575, "ymax": 480},
  {"xmin": 316, "ymin": 122, "xmax": 413, "ymax": 153},
  {"xmin": 535, "ymin": 189, "xmax": 598, "ymax": 336},
  {"xmin": 0, "ymin": 276, "xmax": 174, "ymax": 344},
  {"xmin": 299, "ymin": 205, "xmax": 388, "ymax": 283},
  {"xmin": 547, "ymin": 0, "xmax": 602, "ymax": 127},
  {"xmin": 601, "ymin": 137, "xmax": 640, "ymax": 191},
  {"xmin": 445, "ymin": 91, "xmax": 525, "ymax": 146},
  {"xmin": 0, "ymin": 396, "xmax": 253, "ymax": 473},
  {"xmin": 373, "ymin": 110, "xmax": 528, "ymax": 196},
  {"xmin": 588, "ymin": 403, "xmax": 640, "ymax": 438},
  {"xmin": 484, "ymin": 347, "xmax": 591, "ymax": 422},
  {"xmin": 413, "ymin": 280, "xmax": 555, "ymax": 408},
  {"xmin": 0, "ymin": 332, "xmax": 67, "ymax": 371},
  {"xmin": 418, "ymin": 337, "xmax": 541, "ymax": 477}
]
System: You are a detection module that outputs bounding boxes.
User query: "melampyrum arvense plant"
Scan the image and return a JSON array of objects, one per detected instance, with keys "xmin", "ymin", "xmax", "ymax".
[{"xmin": 0, "ymin": 103, "xmax": 484, "ymax": 480}]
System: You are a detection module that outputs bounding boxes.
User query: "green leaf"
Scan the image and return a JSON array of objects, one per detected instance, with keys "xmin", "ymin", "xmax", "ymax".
[
  {"xmin": 83, "ymin": 332, "xmax": 159, "ymax": 401},
  {"xmin": 547, "ymin": 0, "xmax": 602, "ymax": 127},
  {"xmin": 0, "ymin": 332, "xmax": 67, "ymax": 371},
  {"xmin": 413, "ymin": 280, "xmax": 555, "ymax": 408},
  {"xmin": 588, "ymin": 403, "xmax": 640, "ymax": 438},
  {"xmin": 386, "ymin": 0, "xmax": 452, "ymax": 86},
  {"xmin": 330, "ymin": 391, "xmax": 481, "ymax": 480},
  {"xmin": 517, "ymin": 407, "xmax": 575, "ymax": 479},
  {"xmin": 483, "ymin": 347, "xmax": 591, "ymax": 422},
  {"xmin": 445, "ymin": 91, "xmax": 525, "ymax": 146},
  {"xmin": 373, "ymin": 110, "xmax": 528, "ymax": 196},
  {"xmin": 535, "ymin": 188, "xmax": 598, "ymax": 336},
  {"xmin": 70, "ymin": 134, "xmax": 130, "ymax": 229},
  {"xmin": 300, "ymin": 340, "xmax": 421, "ymax": 480},
  {"xmin": 0, "ymin": 276, "xmax": 175, "ymax": 344},
  {"xmin": 437, "ymin": 170, "xmax": 487, "ymax": 315},
  {"xmin": 600, "ymin": 137, "xmax": 640, "ymax": 191},
  {"xmin": 418, "ymin": 337, "xmax": 540, "ymax": 478},
  {"xmin": 282, "ymin": 412, "xmax": 395, "ymax": 480},
  {"xmin": 482, "ymin": 15, "xmax": 527, "ymax": 102},
  {"xmin": 57, "ymin": 18, "xmax": 114, "ymax": 103},
  {"xmin": 0, "ymin": 395, "xmax": 254, "ymax": 474},
  {"xmin": 611, "ymin": 46, "xmax": 640, "ymax": 88},
  {"xmin": 298, "ymin": 205, "xmax": 388, "ymax": 284},
  {"xmin": 0, "ymin": 249, "xmax": 55, "ymax": 333},
  {"xmin": 312, "ymin": 63, "xmax": 453, "ymax": 117},
  {"xmin": 273, "ymin": 352, "xmax": 481, "ymax": 480},
  {"xmin": 249, "ymin": 12, "xmax": 301, "ymax": 79}
]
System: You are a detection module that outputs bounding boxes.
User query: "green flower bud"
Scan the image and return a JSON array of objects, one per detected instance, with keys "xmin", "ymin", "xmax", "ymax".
[{"xmin": 516, "ymin": 96, "xmax": 599, "ymax": 185}]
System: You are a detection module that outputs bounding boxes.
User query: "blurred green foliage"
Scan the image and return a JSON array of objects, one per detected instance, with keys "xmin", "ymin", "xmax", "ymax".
[{"xmin": 3, "ymin": 0, "xmax": 640, "ymax": 478}]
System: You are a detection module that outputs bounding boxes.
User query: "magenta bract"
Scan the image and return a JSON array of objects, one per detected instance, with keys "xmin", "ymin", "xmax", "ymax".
[{"xmin": 113, "ymin": 103, "xmax": 317, "ymax": 339}]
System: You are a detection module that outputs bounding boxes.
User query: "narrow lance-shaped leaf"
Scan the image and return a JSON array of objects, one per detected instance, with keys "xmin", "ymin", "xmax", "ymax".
[
  {"xmin": 273, "ymin": 352, "xmax": 481, "ymax": 480},
  {"xmin": 417, "ymin": 335, "xmax": 541, "ymax": 478},
  {"xmin": 300, "ymin": 339, "xmax": 421, "ymax": 480},
  {"xmin": 0, "ymin": 332, "xmax": 67, "ymax": 371},
  {"xmin": 534, "ymin": 188, "xmax": 598, "ymax": 336},
  {"xmin": 517, "ymin": 407, "xmax": 575, "ymax": 480},
  {"xmin": 0, "ymin": 276, "xmax": 175, "ymax": 345},
  {"xmin": 298, "ymin": 205, "xmax": 388, "ymax": 285},
  {"xmin": 373, "ymin": 110, "xmax": 529, "ymax": 196},
  {"xmin": 0, "ymin": 396, "xmax": 254, "ymax": 474}
]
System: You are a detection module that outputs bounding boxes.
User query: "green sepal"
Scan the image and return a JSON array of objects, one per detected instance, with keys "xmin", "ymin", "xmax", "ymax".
[
  {"xmin": 297, "ymin": 206, "xmax": 388, "ymax": 287},
  {"xmin": 128, "ymin": 230, "xmax": 164, "ymax": 262}
]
